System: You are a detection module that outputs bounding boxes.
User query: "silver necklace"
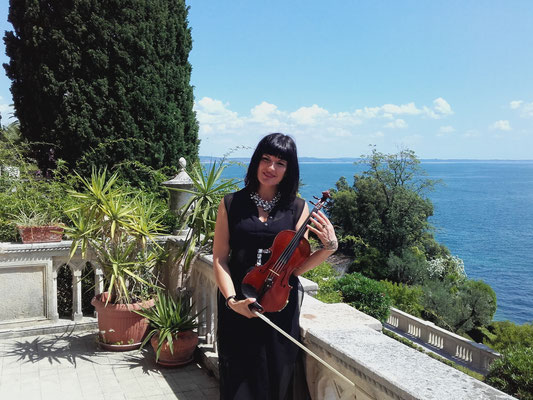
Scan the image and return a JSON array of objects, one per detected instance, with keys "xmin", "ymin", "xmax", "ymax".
[{"xmin": 250, "ymin": 191, "xmax": 281, "ymax": 213}]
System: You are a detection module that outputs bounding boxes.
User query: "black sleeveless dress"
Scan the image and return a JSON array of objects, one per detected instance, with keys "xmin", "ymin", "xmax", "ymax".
[{"xmin": 217, "ymin": 188, "xmax": 309, "ymax": 400}]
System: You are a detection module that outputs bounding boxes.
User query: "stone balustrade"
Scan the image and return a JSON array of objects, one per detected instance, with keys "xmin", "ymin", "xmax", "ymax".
[
  {"xmin": 0, "ymin": 241, "xmax": 103, "ymax": 326},
  {"xmin": 386, "ymin": 307, "xmax": 501, "ymax": 373},
  {"xmin": 189, "ymin": 252, "xmax": 514, "ymax": 400},
  {"xmin": 1, "ymin": 239, "xmax": 515, "ymax": 399}
]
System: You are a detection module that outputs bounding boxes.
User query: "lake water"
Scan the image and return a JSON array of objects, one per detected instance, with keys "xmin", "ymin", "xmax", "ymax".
[{"xmin": 219, "ymin": 161, "xmax": 533, "ymax": 325}]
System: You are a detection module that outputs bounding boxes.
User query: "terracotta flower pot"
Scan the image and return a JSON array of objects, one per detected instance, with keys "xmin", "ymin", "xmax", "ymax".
[
  {"xmin": 91, "ymin": 293, "xmax": 154, "ymax": 351},
  {"xmin": 17, "ymin": 225, "xmax": 64, "ymax": 244},
  {"xmin": 150, "ymin": 330, "xmax": 199, "ymax": 367}
]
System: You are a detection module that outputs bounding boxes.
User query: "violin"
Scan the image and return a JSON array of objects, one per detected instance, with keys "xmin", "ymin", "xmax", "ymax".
[{"xmin": 241, "ymin": 191, "xmax": 331, "ymax": 312}]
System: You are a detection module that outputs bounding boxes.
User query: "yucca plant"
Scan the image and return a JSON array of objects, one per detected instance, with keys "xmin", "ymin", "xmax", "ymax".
[
  {"xmin": 169, "ymin": 160, "xmax": 239, "ymax": 287},
  {"xmin": 65, "ymin": 168, "xmax": 166, "ymax": 304},
  {"xmin": 135, "ymin": 289, "xmax": 203, "ymax": 361}
]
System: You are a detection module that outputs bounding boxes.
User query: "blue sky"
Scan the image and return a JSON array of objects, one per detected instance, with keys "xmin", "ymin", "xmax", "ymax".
[{"xmin": 1, "ymin": 1, "xmax": 532, "ymax": 159}]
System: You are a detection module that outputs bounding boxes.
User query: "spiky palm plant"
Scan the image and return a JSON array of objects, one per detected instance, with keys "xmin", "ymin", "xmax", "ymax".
[
  {"xmin": 135, "ymin": 289, "xmax": 203, "ymax": 361},
  {"xmin": 65, "ymin": 168, "xmax": 166, "ymax": 304},
  {"xmin": 170, "ymin": 160, "xmax": 239, "ymax": 287}
]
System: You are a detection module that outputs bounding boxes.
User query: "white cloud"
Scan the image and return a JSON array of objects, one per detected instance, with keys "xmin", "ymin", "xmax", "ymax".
[
  {"xmin": 440, "ymin": 126, "xmax": 455, "ymax": 133},
  {"xmin": 508, "ymin": 99, "xmax": 533, "ymax": 118},
  {"xmin": 381, "ymin": 103, "xmax": 420, "ymax": 116},
  {"xmin": 195, "ymin": 97, "xmax": 454, "ymax": 156},
  {"xmin": 464, "ymin": 130, "xmax": 480, "ymax": 138},
  {"xmin": 433, "ymin": 97, "xmax": 453, "ymax": 116},
  {"xmin": 354, "ymin": 97, "xmax": 453, "ymax": 120},
  {"xmin": 521, "ymin": 102, "xmax": 533, "ymax": 118},
  {"xmin": 194, "ymin": 97, "xmax": 243, "ymax": 135},
  {"xmin": 437, "ymin": 125, "xmax": 456, "ymax": 137},
  {"xmin": 385, "ymin": 119, "xmax": 407, "ymax": 129},
  {"xmin": 490, "ymin": 120, "xmax": 511, "ymax": 131},
  {"xmin": 289, "ymin": 104, "xmax": 329, "ymax": 125}
]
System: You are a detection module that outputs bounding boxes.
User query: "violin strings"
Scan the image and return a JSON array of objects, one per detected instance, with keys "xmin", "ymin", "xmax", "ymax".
[
  {"xmin": 257, "ymin": 196, "xmax": 328, "ymax": 301},
  {"xmin": 270, "ymin": 202, "xmax": 323, "ymax": 275}
]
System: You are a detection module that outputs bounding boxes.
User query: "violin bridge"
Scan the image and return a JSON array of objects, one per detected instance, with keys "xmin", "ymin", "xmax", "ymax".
[{"xmin": 268, "ymin": 269, "xmax": 280, "ymax": 276}]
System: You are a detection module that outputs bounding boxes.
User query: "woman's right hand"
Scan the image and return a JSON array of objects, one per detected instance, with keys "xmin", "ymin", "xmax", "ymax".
[{"xmin": 228, "ymin": 297, "xmax": 260, "ymax": 318}]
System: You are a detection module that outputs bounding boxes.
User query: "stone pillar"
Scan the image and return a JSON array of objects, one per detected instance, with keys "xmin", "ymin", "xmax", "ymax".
[
  {"xmin": 50, "ymin": 267, "xmax": 60, "ymax": 322},
  {"xmin": 72, "ymin": 267, "xmax": 83, "ymax": 321}
]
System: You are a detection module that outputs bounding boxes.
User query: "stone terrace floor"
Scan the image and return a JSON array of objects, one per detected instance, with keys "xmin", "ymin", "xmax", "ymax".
[{"xmin": 0, "ymin": 330, "xmax": 219, "ymax": 400}]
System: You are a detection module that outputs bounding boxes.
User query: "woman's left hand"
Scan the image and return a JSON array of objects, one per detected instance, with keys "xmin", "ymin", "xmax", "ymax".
[{"xmin": 307, "ymin": 210, "xmax": 338, "ymax": 252}]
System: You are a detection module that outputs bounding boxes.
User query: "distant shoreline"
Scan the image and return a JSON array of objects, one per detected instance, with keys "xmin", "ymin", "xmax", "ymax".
[{"xmin": 200, "ymin": 156, "xmax": 533, "ymax": 164}]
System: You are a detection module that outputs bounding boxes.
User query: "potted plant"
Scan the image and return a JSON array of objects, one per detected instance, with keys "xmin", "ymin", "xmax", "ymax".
[
  {"xmin": 65, "ymin": 168, "xmax": 166, "ymax": 351},
  {"xmin": 13, "ymin": 209, "xmax": 65, "ymax": 244},
  {"xmin": 135, "ymin": 289, "xmax": 203, "ymax": 366}
]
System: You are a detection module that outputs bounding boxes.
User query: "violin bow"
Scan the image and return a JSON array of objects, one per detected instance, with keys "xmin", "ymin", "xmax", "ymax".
[{"xmin": 252, "ymin": 310, "xmax": 356, "ymax": 391}]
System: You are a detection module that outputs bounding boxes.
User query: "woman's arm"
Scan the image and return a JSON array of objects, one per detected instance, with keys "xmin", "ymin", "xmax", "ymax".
[
  {"xmin": 292, "ymin": 203, "xmax": 338, "ymax": 276},
  {"xmin": 213, "ymin": 198, "xmax": 257, "ymax": 318}
]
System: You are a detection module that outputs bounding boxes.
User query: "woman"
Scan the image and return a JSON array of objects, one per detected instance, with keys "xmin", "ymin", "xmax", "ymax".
[{"xmin": 213, "ymin": 133, "xmax": 338, "ymax": 400}]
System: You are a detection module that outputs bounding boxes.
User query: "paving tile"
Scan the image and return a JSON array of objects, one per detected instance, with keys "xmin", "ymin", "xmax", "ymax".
[
  {"xmin": 202, "ymin": 387, "xmax": 219, "ymax": 396},
  {"xmin": 38, "ymin": 368, "xmax": 59, "ymax": 378},
  {"xmin": 102, "ymin": 393, "xmax": 126, "ymax": 400},
  {"xmin": 1, "ymin": 331, "xmax": 218, "ymax": 399},
  {"xmin": 124, "ymin": 392, "xmax": 149, "ymax": 399},
  {"xmin": 20, "ymin": 388, "xmax": 43, "ymax": 399}
]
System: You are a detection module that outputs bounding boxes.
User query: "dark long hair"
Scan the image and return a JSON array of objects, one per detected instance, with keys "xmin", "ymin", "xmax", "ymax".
[{"xmin": 244, "ymin": 133, "xmax": 299, "ymax": 205}]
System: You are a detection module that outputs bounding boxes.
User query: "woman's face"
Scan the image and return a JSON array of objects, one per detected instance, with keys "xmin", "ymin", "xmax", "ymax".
[{"xmin": 257, "ymin": 154, "xmax": 287, "ymax": 188}]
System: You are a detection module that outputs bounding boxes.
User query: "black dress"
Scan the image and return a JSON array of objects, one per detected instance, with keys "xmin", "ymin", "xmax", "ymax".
[{"xmin": 217, "ymin": 188, "xmax": 309, "ymax": 400}]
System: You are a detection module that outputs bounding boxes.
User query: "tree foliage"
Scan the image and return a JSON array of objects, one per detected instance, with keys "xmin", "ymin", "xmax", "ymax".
[
  {"xmin": 421, "ymin": 279, "xmax": 497, "ymax": 333},
  {"xmin": 334, "ymin": 272, "xmax": 391, "ymax": 322},
  {"xmin": 329, "ymin": 148, "xmax": 441, "ymax": 281},
  {"xmin": 0, "ymin": 122, "xmax": 76, "ymax": 241},
  {"xmin": 485, "ymin": 346, "xmax": 533, "ymax": 400},
  {"xmin": 380, "ymin": 280, "xmax": 424, "ymax": 317},
  {"xmin": 4, "ymin": 0, "xmax": 199, "ymax": 176},
  {"xmin": 331, "ymin": 148, "xmax": 435, "ymax": 253},
  {"xmin": 485, "ymin": 321, "xmax": 533, "ymax": 352},
  {"xmin": 329, "ymin": 148, "xmax": 498, "ymax": 334},
  {"xmin": 302, "ymin": 262, "xmax": 343, "ymax": 303}
]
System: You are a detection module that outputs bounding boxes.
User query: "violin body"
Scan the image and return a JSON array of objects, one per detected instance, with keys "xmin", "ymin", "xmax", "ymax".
[{"xmin": 242, "ymin": 230, "xmax": 310, "ymax": 312}]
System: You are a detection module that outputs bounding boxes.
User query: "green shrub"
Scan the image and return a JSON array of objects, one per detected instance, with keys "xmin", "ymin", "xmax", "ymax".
[
  {"xmin": 385, "ymin": 247, "xmax": 430, "ymax": 285},
  {"xmin": 303, "ymin": 262, "xmax": 343, "ymax": 303},
  {"xmin": 0, "ymin": 163, "xmax": 76, "ymax": 242},
  {"xmin": 333, "ymin": 272, "xmax": 391, "ymax": 322},
  {"xmin": 347, "ymin": 245, "xmax": 386, "ymax": 280},
  {"xmin": 381, "ymin": 280, "xmax": 424, "ymax": 317},
  {"xmin": 485, "ymin": 346, "xmax": 533, "ymax": 399},
  {"xmin": 421, "ymin": 278, "xmax": 497, "ymax": 333},
  {"xmin": 485, "ymin": 321, "xmax": 533, "ymax": 352}
]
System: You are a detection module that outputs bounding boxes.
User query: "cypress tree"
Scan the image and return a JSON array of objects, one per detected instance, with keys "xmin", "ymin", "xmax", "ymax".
[{"xmin": 4, "ymin": 0, "xmax": 199, "ymax": 176}]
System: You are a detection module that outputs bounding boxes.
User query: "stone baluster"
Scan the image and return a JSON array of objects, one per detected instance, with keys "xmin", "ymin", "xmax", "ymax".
[
  {"xmin": 50, "ymin": 266, "xmax": 60, "ymax": 322},
  {"xmin": 207, "ymin": 282, "xmax": 216, "ymax": 346},
  {"xmin": 72, "ymin": 266, "xmax": 83, "ymax": 322},
  {"xmin": 419, "ymin": 320, "xmax": 430, "ymax": 344},
  {"xmin": 197, "ymin": 274, "xmax": 207, "ymax": 338},
  {"xmin": 94, "ymin": 264, "xmax": 104, "ymax": 296}
]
